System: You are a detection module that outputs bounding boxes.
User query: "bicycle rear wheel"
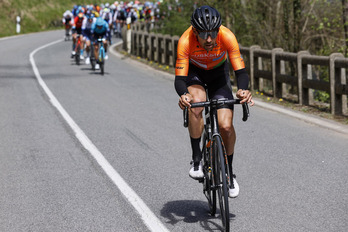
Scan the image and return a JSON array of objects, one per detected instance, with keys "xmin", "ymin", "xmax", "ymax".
[
  {"xmin": 99, "ymin": 46, "xmax": 104, "ymax": 75},
  {"xmin": 202, "ymin": 132, "xmax": 216, "ymax": 216},
  {"xmin": 90, "ymin": 50, "xmax": 95, "ymax": 70},
  {"xmin": 213, "ymin": 135, "xmax": 230, "ymax": 231},
  {"xmin": 100, "ymin": 62, "xmax": 104, "ymax": 75},
  {"xmin": 75, "ymin": 45, "xmax": 80, "ymax": 65}
]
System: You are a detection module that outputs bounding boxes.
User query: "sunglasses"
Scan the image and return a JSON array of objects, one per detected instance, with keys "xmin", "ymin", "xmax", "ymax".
[{"xmin": 197, "ymin": 29, "xmax": 219, "ymax": 39}]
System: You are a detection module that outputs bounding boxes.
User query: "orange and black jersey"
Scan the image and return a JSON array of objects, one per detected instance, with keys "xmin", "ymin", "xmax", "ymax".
[
  {"xmin": 175, "ymin": 25, "xmax": 245, "ymax": 76},
  {"xmin": 174, "ymin": 25, "xmax": 249, "ymax": 96}
]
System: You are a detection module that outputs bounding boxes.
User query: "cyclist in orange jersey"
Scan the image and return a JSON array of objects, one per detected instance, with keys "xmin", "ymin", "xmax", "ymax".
[{"xmin": 175, "ymin": 5, "xmax": 254, "ymax": 198}]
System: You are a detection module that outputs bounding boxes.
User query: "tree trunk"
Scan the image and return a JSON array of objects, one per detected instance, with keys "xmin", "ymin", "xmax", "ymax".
[
  {"xmin": 293, "ymin": 0, "xmax": 301, "ymax": 52},
  {"xmin": 283, "ymin": 1, "xmax": 291, "ymax": 52},
  {"xmin": 342, "ymin": 0, "xmax": 348, "ymax": 56},
  {"xmin": 224, "ymin": 0, "xmax": 231, "ymax": 29}
]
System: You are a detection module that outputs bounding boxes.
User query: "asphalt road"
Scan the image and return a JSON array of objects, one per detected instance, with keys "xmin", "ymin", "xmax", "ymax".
[{"xmin": 0, "ymin": 30, "xmax": 347, "ymax": 232}]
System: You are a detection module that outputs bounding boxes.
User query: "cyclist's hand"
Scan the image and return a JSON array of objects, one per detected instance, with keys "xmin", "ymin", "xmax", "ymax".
[
  {"xmin": 179, "ymin": 93, "xmax": 192, "ymax": 110},
  {"xmin": 236, "ymin": 89, "xmax": 254, "ymax": 106}
]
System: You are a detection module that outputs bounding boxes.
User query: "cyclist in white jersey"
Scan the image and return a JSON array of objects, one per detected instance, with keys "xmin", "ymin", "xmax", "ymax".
[{"xmin": 82, "ymin": 11, "xmax": 96, "ymax": 64}]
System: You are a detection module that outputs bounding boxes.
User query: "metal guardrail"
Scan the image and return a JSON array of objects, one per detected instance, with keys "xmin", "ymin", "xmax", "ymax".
[{"xmin": 123, "ymin": 22, "xmax": 348, "ymax": 116}]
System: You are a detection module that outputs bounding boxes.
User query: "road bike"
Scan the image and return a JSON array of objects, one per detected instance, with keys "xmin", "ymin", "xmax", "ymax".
[
  {"xmin": 183, "ymin": 98, "xmax": 249, "ymax": 232},
  {"xmin": 96, "ymin": 38, "xmax": 106, "ymax": 75},
  {"xmin": 64, "ymin": 24, "xmax": 71, "ymax": 41},
  {"xmin": 74, "ymin": 34, "xmax": 82, "ymax": 66}
]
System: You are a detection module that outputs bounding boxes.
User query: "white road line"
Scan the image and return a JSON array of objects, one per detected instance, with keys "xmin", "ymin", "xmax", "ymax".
[{"xmin": 29, "ymin": 39, "xmax": 170, "ymax": 232}]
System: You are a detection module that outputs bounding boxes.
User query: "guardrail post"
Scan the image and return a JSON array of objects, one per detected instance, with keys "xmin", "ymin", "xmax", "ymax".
[
  {"xmin": 330, "ymin": 53, "xmax": 345, "ymax": 115},
  {"xmin": 154, "ymin": 34, "xmax": 159, "ymax": 63},
  {"xmin": 126, "ymin": 17, "xmax": 132, "ymax": 54},
  {"xmin": 272, "ymin": 48, "xmax": 283, "ymax": 98},
  {"xmin": 297, "ymin": 51, "xmax": 310, "ymax": 105},
  {"xmin": 149, "ymin": 33, "xmax": 155, "ymax": 62},
  {"xmin": 158, "ymin": 35, "xmax": 164, "ymax": 64},
  {"xmin": 172, "ymin": 36, "xmax": 180, "ymax": 68},
  {"xmin": 144, "ymin": 32, "xmax": 149, "ymax": 59},
  {"xmin": 342, "ymin": 68, "xmax": 347, "ymax": 115},
  {"xmin": 136, "ymin": 32, "xmax": 142, "ymax": 57},
  {"xmin": 141, "ymin": 31, "xmax": 147, "ymax": 58},
  {"xmin": 249, "ymin": 45, "xmax": 260, "ymax": 91},
  {"xmin": 163, "ymin": 35, "xmax": 171, "ymax": 66}
]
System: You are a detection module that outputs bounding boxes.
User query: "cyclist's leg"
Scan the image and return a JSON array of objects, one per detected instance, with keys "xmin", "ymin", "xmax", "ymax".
[
  {"xmin": 207, "ymin": 61, "xmax": 239, "ymax": 197},
  {"xmin": 207, "ymin": 61, "xmax": 236, "ymax": 157},
  {"xmin": 85, "ymin": 38, "xmax": 91, "ymax": 64},
  {"xmin": 187, "ymin": 84, "xmax": 205, "ymax": 179},
  {"xmin": 93, "ymin": 38, "xmax": 100, "ymax": 69},
  {"xmin": 186, "ymin": 65, "xmax": 207, "ymax": 179},
  {"xmin": 103, "ymin": 39, "xmax": 108, "ymax": 59},
  {"xmin": 72, "ymin": 31, "xmax": 77, "ymax": 55},
  {"xmin": 80, "ymin": 34, "xmax": 85, "ymax": 59},
  {"xmin": 187, "ymin": 84, "xmax": 205, "ymax": 138},
  {"xmin": 85, "ymin": 39, "xmax": 90, "ymax": 56}
]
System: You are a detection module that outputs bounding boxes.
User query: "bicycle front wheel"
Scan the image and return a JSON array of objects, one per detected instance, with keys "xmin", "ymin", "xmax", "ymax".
[
  {"xmin": 213, "ymin": 135, "xmax": 230, "ymax": 231},
  {"xmin": 202, "ymin": 132, "xmax": 216, "ymax": 216}
]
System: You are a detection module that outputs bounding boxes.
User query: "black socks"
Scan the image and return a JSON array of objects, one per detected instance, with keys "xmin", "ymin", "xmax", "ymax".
[
  {"xmin": 227, "ymin": 153, "xmax": 234, "ymax": 177},
  {"xmin": 190, "ymin": 137, "xmax": 202, "ymax": 167}
]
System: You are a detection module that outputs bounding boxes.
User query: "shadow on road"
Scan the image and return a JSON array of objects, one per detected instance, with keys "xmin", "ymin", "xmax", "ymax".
[{"xmin": 161, "ymin": 200, "xmax": 235, "ymax": 231}]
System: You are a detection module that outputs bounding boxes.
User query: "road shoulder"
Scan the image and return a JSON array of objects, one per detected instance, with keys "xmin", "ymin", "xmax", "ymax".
[{"xmin": 110, "ymin": 43, "xmax": 348, "ymax": 136}]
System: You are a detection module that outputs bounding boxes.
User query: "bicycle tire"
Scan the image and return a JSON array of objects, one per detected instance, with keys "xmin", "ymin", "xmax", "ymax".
[
  {"xmin": 91, "ymin": 57, "xmax": 95, "ymax": 70},
  {"xmin": 100, "ymin": 62, "xmax": 104, "ymax": 75},
  {"xmin": 99, "ymin": 46, "xmax": 105, "ymax": 75},
  {"xmin": 202, "ymin": 132, "xmax": 216, "ymax": 216},
  {"xmin": 213, "ymin": 135, "xmax": 230, "ymax": 231},
  {"xmin": 75, "ymin": 45, "xmax": 80, "ymax": 65},
  {"xmin": 90, "ymin": 49, "xmax": 95, "ymax": 70}
]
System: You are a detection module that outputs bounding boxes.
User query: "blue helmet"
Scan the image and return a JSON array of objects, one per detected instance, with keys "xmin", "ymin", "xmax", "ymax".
[{"xmin": 96, "ymin": 17, "xmax": 104, "ymax": 27}]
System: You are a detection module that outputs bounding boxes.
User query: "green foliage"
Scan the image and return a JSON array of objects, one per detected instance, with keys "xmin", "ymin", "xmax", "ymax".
[
  {"xmin": 156, "ymin": 0, "xmax": 345, "ymax": 56},
  {"xmin": 314, "ymin": 90, "xmax": 330, "ymax": 103},
  {"xmin": 157, "ymin": 0, "xmax": 193, "ymax": 36},
  {"xmin": 0, "ymin": 0, "xmax": 111, "ymax": 38}
]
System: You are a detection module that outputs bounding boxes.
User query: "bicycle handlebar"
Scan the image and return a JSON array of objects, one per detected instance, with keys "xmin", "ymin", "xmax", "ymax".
[{"xmin": 183, "ymin": 98, "xmax": 250, "ymax": 128}]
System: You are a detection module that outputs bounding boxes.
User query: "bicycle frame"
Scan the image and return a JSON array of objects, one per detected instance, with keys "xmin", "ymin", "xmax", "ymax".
[{"xmin": 183, "ymin": 98, "xmax": 249, "ymax": 231}]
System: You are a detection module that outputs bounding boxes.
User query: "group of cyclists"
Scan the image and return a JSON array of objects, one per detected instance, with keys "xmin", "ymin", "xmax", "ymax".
[
  {"xmin": 62, "ymin": 1, "xmax": 162, "ymax": 69},
  {"xmin": 63, "ymin": 0, "xmax": 253, "ymax": 205},
  {"xmin": 62, "ymin": 3, "xmax": 254, "ymax": 229}
]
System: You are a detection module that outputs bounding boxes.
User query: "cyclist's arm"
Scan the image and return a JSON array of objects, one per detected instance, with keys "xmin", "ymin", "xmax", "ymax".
[
  {"xmin": 220, "ymin": 26, "xmax": 253, "ymax": 105},
  {"xmin": 175, "ymin": 51, "xmax": 191, "ymax": 108},
  {"xmin": 174, "ymin": 29, "xmax": 191, "ymax": 96},
  {"xmin": 235, "ymin": 68, "xmax": 249, "ymax": 90}
]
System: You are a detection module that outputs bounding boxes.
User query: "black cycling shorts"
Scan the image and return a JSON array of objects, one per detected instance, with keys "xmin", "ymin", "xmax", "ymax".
[{"xmin": 186, "ymin": 61, "xmax": 234, "ymax": 110}]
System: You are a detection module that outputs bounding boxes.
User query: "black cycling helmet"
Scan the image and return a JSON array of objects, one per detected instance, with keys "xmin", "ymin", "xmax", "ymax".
[{"xmin": 191, "ymin": 5, "xmax": 222, "ymax": 31}]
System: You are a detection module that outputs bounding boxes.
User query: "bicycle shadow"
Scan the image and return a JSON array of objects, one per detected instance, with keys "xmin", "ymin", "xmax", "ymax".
[
  {"xmin": 160, "ymin": 200, "xmax": 235, "ymax": 231},
  {"xmin": 79, "ymin": 67, "xmax": 109, "ymax": 75}
]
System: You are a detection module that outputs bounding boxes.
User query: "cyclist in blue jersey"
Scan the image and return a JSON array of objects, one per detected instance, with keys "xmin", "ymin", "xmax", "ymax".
[{"xmin": 92, "ymin": 17, "xmax": 109, "ymax": 70}]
